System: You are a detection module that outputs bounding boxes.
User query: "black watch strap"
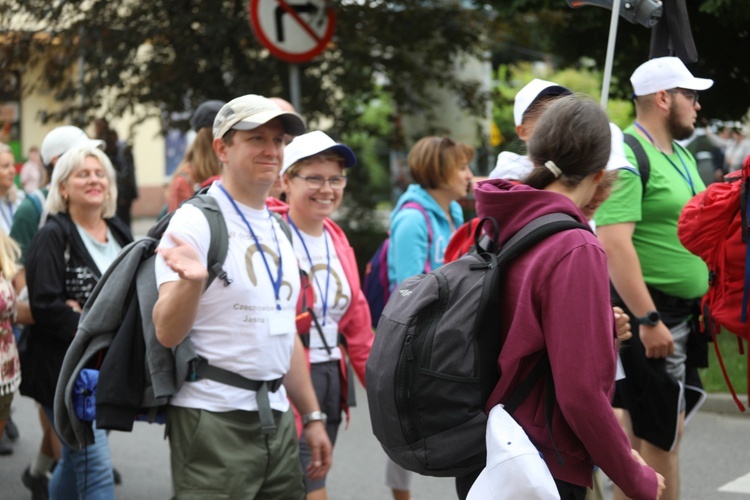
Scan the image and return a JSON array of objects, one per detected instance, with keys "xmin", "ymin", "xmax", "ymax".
[{"xmin": 637, "ymin": 310, "xmax": 661, "ymax": 326}]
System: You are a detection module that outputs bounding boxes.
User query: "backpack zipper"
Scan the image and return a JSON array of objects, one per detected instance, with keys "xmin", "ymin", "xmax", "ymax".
[{"xmin": 396, "ymin": 334, "xmax": 418, "ymax": 443}]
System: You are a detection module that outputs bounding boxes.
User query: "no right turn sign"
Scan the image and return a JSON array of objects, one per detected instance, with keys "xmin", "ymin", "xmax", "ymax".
[{"xmin": 249, "ymin": 0, "xmax": 336, "ymax": 63}]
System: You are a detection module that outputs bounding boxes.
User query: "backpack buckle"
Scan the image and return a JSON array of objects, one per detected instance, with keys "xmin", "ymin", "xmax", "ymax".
[{"xmin": 186, "ymin": 356, "xmax": 207, "ymax": 382}]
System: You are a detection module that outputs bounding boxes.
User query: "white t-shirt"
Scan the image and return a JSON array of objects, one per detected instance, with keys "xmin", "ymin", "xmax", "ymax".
[
  {"xmin": 291, "ymin": 228, "xmax": 352, "ymax": 364},
  {"xmin": 155, "ymin": 182, "xmax": 301, "ymax": 412}
]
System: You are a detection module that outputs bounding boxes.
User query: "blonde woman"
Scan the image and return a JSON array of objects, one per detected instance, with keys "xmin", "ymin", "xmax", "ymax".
[{"xmin": 22, "ymin": 143, "xmax": 132, "ymax": 499}]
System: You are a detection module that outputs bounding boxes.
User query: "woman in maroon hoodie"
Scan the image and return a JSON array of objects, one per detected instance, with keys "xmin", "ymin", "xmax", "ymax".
[{"xmin": 475, "ymin": 95, "xmax": 664, "ymax": 500}]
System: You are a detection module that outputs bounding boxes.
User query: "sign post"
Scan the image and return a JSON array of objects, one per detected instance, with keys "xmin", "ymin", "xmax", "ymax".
[{"xmin": 249, "ymin": 0, "xmax": 335, "ymax": 110}]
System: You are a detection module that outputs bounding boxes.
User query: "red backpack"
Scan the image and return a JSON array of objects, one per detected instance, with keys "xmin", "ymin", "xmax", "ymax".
[{"xmin": 678, "ymin": 154, "xmax": 750, "ymax": 410}]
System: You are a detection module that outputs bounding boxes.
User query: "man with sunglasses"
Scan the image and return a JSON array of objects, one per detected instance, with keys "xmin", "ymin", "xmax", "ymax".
[{"xmin": 595, "ymin": 57, "xmax": 713, "ymax": 500}]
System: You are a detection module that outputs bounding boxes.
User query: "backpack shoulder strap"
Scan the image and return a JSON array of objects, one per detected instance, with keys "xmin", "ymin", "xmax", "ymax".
[
  {"xmin": 270, "ymin": 211, "xmax": 293, "ymax": 244},
  {"xmin": 623, "ymin": 133, "xmax": 650, "ymax": 199},
  {"xmin": 400, "ymin": 201, "xmax": 433, "ymax": 241},
  {"xmin": 184, "ymin": 194, "xmax": 230, "ymax": 289},
  {"xmin": 496, "ymin": 213, "xmax": 591, "ymax": 264}
]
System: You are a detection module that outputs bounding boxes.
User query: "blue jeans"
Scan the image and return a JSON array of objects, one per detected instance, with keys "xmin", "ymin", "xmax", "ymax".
[{"xmin": 43, "ymin": 406, "xmax": 115, "ymax": 500}]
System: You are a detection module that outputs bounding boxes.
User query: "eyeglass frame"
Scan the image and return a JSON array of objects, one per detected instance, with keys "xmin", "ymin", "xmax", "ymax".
[
  {"xmin": 668, "ymin": 88, "xmax": 700, "ymax": 105},
  {"xmin": 293, "ymin": 174, "xmax": 348, "ymax": 190}
]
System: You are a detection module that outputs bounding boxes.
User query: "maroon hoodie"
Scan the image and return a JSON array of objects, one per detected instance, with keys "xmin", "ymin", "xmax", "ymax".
[{"xmin": 475, "ymin": 179, "xmax": 658, "ymax": 500}]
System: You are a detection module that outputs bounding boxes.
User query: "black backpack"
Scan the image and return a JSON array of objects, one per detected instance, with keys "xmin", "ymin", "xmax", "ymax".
[{"xmin": 366, "ymin": 213, "xmax": 590, "ymax": 477}]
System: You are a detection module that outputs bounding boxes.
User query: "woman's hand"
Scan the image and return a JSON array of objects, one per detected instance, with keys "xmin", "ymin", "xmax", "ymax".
[
  {"xmin": 613, "ymin": 306, "xmax": 632, "ymax": 341},
  {"xmin": 157, "ymin": 235, "xmax": 208, "ymax": 282},
  {"xmin": 66, "ymin": 299, "xmax": 82, "ymax": 313}
]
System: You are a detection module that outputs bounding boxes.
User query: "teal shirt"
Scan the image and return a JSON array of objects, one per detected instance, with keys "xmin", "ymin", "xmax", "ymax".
[
  {"xmin": 595, "ymin": 125, "xmax": 708, "ymax": 299},
  {"xmin": 387, "ymin": 184, "xmax": 464, "ymax": 288}
]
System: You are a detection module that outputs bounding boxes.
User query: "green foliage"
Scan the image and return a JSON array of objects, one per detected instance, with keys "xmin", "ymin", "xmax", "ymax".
[
  {"xmin": 492, "ymin": 62, "xmax": 633, "ymax": 153},
  {"xmin": 1, "ymin": 0, "xmax": 491, "ymax": 139},
  {"xmin": 699, "ymin": 331, "xmax": 748, "ymax": 395},
  {"xmin": 332, "ymin": 91, "xmax": 393, "ymax": 273},
  {"xmin": 485, "ymin": 0, "xmax": 750, "ymax": 120}
]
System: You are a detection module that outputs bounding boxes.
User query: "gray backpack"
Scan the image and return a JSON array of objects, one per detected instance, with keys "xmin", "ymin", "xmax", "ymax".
[
  {"xmin": 366, "ymin": 213, "xmax": 590, "ymax": 477},
  {"xmin": 54, "ymin": 192, "xmax": 292, "ymax": 450}
]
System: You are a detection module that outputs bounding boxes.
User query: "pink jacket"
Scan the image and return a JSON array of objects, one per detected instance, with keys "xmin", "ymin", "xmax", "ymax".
[
  {"xmin": 267, "ymin": 198, "xmax": 374, "ymax": 423},
  {"xmin": 475, "ymin": 179, "xmax": 659, "ymax": 500}
]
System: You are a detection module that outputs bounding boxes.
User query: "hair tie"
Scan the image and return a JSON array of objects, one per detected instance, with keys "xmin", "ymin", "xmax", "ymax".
[{"xmin": 544, "ymin": 161, "xmax": 563, "ymax": 178}]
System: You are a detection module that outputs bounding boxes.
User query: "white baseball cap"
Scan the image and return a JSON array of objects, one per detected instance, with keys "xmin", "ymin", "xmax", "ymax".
[
  {"xmin": 466, "ymin": 405, "xmax": 558, "ymax": 499},
  {"xmin": 630, "ymin": 56, "xmax": 713, "ymax": 97},
  {"xmin": 281, "ymin": 131, "xmax": 356, "ymax": 177},
  {"xmin": 607, "ymin": 123, "xmax": 637, "ymax": 173},
  {"xmin": 40, "ymin": 126, "xmax": 105, "ymax": 166},
  {"xmin": 213, "ymin": 94, "xmax": 306, "ymax": 139},
  {"xmin": 514, "ymin": 79, "xmax": 572, "ymax": 126}
]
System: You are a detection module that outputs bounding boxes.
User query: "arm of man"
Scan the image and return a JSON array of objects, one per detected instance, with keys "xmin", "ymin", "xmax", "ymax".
[
  {"xmin": 597, "ymin": 222, "xmax": 674, "ymax": 358},
  {"xmin": 153, "ymin": 204, "xmax": 211, "ymax": 348},
  {"xmin": 153, "ymin": 235, "xmax": 208, "ymax": 348},
  {"xmin": 284, "ymin": 334, "xmax": 332, "ymax": 480}
]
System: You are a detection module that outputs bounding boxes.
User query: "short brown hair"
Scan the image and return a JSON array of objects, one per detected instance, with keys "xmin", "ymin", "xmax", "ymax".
[{"xmin": 408, "ymin": 136, "xmax": 474, "ymax": 189}]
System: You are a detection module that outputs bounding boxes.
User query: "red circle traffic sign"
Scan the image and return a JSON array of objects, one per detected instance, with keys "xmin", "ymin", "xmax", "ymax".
[{"xmin": 249, "ymin": 0, "xmax": 336, "ymax": 63}]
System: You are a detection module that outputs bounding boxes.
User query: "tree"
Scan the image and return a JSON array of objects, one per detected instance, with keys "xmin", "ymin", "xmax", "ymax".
[
  {"xmin": 485, "ymin": 0, "xmax": 750, "ymax": 119},
  {"xmin": 1, "ymin": 0, "xmax": 491, "ymax": 139}
]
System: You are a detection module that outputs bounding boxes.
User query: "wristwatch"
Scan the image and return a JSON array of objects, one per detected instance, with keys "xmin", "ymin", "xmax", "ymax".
[
  {"xmin": 637, "ymin": 310, "xmax": 661, "ymax": 326},
  {"xmin": 302, "ymin": 411, "xmax": 327, "ymax": 426}
]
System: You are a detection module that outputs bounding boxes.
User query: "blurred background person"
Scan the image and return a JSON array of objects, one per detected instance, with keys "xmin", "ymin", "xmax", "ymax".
[
  {"xmin": 94, "ymin": 118, "xmax": 137, "ymax": 230},
  {"xmin": 0, "ymin": 143, "xmax": 24, "ymax": 235},
  {"xmin": 165, "ymin": 100, "xmax": 225, "ymax": 213},
  {"xmin": 20, "ymin": 146, "xmax": 45, "ymax": 194},
  {"xmin": 386, "ymin": 135, "xmax": 474, "ymax": 500},
  {"xmin": 0, "ymin": 232, "xmax": 24, "ymax": 455}
]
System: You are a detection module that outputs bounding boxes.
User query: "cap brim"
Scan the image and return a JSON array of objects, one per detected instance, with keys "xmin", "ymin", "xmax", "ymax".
[
  {"xmin": 325, "ymin": 145, "xmax": 357, "ymax": 168},
  {"xmin": 677, "ymin": 76, "xmax": 714, "ymax": 92},
  {"xmin": 535, "ymin": 85, "xmax": 572, "ymax": 101},
  {"xmin": 606, "ymin": 152, "xmax": 638, "ymax": 173},
  {"xmin": 232, "ymin": 111, "xmax": 306, "ymax": 136}
]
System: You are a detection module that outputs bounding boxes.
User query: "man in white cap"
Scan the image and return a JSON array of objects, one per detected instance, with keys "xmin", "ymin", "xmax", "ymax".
[
  {"xmin": 13, "ymin": 125, "xmax": 105, "ymax": 499},
  {"xmin": 488, "ymin": 79, "xmax": 572, "ymax": 181},
  {"xmin": 153, "ymin": 94, "xmax": 332, "ymax": 498},
  {"xmin": 595, "ymin": 56, "xmax": 714, "ymax": 500}
]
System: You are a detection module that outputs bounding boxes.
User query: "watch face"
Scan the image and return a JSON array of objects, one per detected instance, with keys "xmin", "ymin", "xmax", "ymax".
[{"xmin": 641, "ymin": 310, "xmax": 660, "ymax": 325}]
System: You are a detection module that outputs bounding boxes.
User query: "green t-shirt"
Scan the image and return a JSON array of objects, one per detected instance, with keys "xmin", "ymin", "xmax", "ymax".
[{"xmin": 595, "ymin": 125, "xmax": 708, "ymax": 300}]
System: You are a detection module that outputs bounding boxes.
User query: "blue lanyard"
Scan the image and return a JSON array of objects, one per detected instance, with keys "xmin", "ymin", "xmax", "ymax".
[
  {"xmin": 634, "ymin": 122, "xmax": 696, "ymax": 196},
  {"xmin": 218, "ymin": 185, "xmax": 284, "ymax": 310},
  {"xmin": 288, "ymin": 216, "xmax": 331, "ymax": 326}
]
